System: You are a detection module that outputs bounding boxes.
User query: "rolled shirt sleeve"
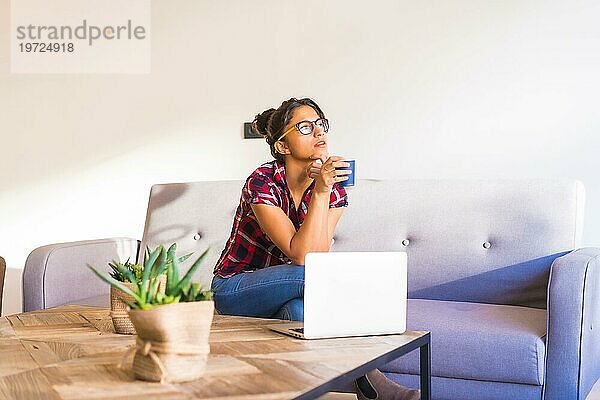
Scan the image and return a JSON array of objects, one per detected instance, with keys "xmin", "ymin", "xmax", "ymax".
[
  {"xmin": 329, "ymin": 183, "xmax": 348, "ymax": 208},
  {"xmin": 242, "ymin": 174, "xmax": 280, "ymax": 207}
]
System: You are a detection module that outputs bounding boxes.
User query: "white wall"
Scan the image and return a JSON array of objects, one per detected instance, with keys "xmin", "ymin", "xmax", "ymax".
[{"xmin": 1, "ymin": 0, "xmax": 600, "ymax": 316}]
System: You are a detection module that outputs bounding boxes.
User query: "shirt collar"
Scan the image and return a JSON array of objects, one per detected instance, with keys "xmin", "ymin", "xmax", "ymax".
[
  {"xmin": 272, "ymin": 159, "xmax": 316, "ymax": 198},
  {"xmin": 272, "ymin": 159, "xmax": 287, "ymax": 188}
]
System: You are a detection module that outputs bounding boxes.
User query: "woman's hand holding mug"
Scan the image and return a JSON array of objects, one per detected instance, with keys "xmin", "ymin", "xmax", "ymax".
[{"xmin": 307, "ymin": 155, "xmax": 351, "ymax": 193}]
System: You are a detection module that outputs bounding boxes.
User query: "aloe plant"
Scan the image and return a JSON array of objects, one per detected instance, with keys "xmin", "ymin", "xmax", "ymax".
[
  {"xmin": 87, "ymin": 243, "xmax": 212, "ymax": 310},
  {"xmin": 108, "ymin": 251, "xmax": 193, "ymax": 284},
  {"xmin": 108, "ymin": 259, "xmax": 143, "ymax": 283}
]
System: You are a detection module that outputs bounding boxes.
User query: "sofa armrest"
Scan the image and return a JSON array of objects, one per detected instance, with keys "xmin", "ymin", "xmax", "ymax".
[
  {"xmin": 544, "ymin": 247, "xmax": 600, "ymax": 400},
  {"xmin": 23, "ymin": 238, "xmax": 139, "ymax": 312}
]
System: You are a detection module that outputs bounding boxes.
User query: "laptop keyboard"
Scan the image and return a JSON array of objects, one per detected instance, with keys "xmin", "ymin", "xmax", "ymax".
[{"xmin": 291, "ymin": 328, "xmax": 304, "ymax": 333}]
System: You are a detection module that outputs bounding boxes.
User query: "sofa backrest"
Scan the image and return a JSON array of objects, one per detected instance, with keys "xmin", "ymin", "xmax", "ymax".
[{"xmin": 140, "ymin": 179, "xmax": 584, "ymax": 307}]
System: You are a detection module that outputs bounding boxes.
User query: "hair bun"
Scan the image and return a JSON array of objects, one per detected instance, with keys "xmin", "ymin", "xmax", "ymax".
[{"xmin": 252, "ymin": 108, "xmax": 276, "ymax": 139}]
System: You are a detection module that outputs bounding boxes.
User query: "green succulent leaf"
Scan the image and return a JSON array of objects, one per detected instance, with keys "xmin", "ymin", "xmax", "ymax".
[
  {"xmin": 86, "ymin": 264, "xmax": 143, "ymax": 304},
  {"xmin": 120, "ymin": 267, "xmax": 140, "ymax": 292},
  {"xmin": 173, "ymin": 248, "xmax": 210, "ymax": 294},
  {"xmin": 178, "ymin": 253, "xmax": 193, "ymax": 263},
  {"xmin": 122, "ymin": 298, "xmax": 139, "ymax": 310},
  {"xmin": 166, "ymin": 243, "xmax": 177, "ymax": 263},
  {"xmin": 190, "ymin": 282, "xmax": 200, "ymax": 300},
  {"xmin": 149, "ymin": 276, "xmax": 162, "ymax": 303},
  {"xmin": 141, "ymin": 246, "xmax": 164, "ymax": 303}
]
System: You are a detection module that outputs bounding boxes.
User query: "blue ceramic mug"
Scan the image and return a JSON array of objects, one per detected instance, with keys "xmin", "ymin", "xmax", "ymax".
[{"xmin": 337, "ymin": 159, "xmax": 355, "ymax": 187}]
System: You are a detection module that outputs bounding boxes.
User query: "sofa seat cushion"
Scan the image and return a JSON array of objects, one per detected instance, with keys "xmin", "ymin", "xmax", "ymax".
[{"xmin": 382, "ymin": 299, "xmax": 546, "ymax": 386}]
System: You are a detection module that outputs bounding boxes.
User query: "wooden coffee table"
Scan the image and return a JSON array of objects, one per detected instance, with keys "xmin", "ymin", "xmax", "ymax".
[{"xmin": 0, "ymin": 305, "xmax": 431, "ymax": 399}]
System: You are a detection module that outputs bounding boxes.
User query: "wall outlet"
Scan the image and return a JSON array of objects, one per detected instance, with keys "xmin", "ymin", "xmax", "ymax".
[{"xmin": 244, "ymin": 122, "xmax": 262, "ymax": 139}]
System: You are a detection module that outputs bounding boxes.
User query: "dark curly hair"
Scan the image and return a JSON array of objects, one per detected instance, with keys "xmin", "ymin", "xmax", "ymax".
[{"xmin": 252, "ymin": 98, "xmax": 325, "ymax": 162}]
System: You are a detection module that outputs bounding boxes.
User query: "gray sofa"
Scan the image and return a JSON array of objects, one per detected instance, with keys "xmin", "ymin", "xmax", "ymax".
[{"xmin": 23, "ymin": 179, "xmax": 600, "ymax": 400}]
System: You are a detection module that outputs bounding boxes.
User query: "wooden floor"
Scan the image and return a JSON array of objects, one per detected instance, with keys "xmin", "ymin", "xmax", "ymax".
[
  {"xmin": 0, "ymin": 305, "xmax": 425, "ymax": 399},
  {"xmin": 317, "ymin": 393, "xmax": 357, "ymax": 399}
]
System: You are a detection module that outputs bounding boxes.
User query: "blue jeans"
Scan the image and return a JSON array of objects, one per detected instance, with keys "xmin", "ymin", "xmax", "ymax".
[{"xmin": 211, "ymin": 264, "xmax": 305, "ymax": 322}]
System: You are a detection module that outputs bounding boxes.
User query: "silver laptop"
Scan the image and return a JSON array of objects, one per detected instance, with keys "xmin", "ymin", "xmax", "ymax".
[{"xmin": 268, "ymin": 251, "xmax": 407, "ymax": 339}]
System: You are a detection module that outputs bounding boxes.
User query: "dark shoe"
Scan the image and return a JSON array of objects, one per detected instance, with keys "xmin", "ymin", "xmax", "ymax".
[{"xmin": 354, "ymin": 369, "xmax": 421, "ymax": 400}]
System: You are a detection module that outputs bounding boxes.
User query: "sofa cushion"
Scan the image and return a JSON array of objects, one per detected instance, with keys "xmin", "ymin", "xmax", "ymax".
[{"xmin": 382, "ymin": 299, "xmax": 546, "ymax": 386}]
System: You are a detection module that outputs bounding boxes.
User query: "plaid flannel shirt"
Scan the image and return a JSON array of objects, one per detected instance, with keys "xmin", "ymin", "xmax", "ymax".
[{"xmin": 214, "ymin": 160, "xmax": 348, "ymax": 278}]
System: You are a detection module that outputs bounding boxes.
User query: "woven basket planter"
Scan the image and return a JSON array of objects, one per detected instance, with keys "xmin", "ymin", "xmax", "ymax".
[
  {"xmin": 128, "ymin": 301, "xmax": 214, "ymax": 383},
  {"xmin": 110, "ymin": 277, "xmax": 166, "ymax": 335}
]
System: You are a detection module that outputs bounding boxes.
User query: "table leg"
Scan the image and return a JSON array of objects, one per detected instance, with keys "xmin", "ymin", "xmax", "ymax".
[{"xmin": 420, "ymin": 337, "xmax": 431, "ymax": 400}]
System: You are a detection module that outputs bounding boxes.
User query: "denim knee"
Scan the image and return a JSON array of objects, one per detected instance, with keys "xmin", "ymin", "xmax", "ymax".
[
  {"xmin": 275, "ymin": 298, "xmax": 304, "ymax": 322},
  {"xmin": 210, "ymin": 267, "xmax": 305, "ymax": 319}
]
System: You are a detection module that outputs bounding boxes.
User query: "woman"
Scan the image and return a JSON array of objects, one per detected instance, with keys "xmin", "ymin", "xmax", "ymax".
[{"xmin": 212, "ymin": 98, "xmax": 419, "ymax": 400}]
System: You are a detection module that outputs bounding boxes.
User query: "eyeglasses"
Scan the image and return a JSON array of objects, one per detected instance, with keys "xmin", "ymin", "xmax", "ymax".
[{"xmin": 277, "ymin": 118, "xmax": 329, "ymax": 141}]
